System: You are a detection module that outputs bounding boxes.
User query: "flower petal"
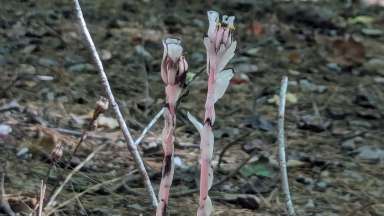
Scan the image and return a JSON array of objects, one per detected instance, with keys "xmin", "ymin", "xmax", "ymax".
[
  {"xmin": 223, "ymin": 16, "xmax": 235, "ymax": 29},
  {"xmin": 187, "ymin": 112, "xmax": 203, "ymax": 134},
  {"xmin": 164, "ymin": 38, "xmax": 183, "ymax": 62},
  {"xmin": 161, "ymin": 41, "xmax": 168, "ymax": 83},
  {"xmin": 214, "ymin": 68, "xmax": 234, "ymax": 102},
  {"xmin": 204, "ymin": 196, "xmax": 213, "ymax": 216},
  {"xmin": 167, "ymin": 44, "xmax": 183, "ymax": 62},
  {"xmin": 217, "ymin": 41, "xmax": 237, "ymax": 72},
  {"xmin": 207, "ymin": 11, "xmax": 219, "ymax": 40}
]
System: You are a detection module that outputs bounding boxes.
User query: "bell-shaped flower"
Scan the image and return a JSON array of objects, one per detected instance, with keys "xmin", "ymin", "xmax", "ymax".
[
  {"xmin": 160, "ymin": 38, "xmax": 188, "ymax": 113},
  {"xmin": 204, "ymin": 11, "xmax": 237, "ymax": 73},
  {"xmin": 161, "ymin": 38, "xmax": 188, "ymax": 86}
]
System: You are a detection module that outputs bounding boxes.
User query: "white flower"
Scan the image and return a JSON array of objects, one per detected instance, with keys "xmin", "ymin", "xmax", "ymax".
[
  {"xmin": 161, "ymin": 38, "xmax": 188, "ymax": 85},
  {"xmin": 163, "ymin": 38, "xmax": 183, "ymax": 62}
]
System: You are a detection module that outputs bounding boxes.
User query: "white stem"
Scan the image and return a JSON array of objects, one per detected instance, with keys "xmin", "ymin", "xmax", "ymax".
[
  {"xmin": 278, "ymin": 76, "xmax": 296, "ymax": 216},
  {"xmin": 135, "ymin": 108, "xmax": 165, "ymax": 146},
  {"xmin": 73, "ymin": 0, "xmax": 157, "ymax": 207}
]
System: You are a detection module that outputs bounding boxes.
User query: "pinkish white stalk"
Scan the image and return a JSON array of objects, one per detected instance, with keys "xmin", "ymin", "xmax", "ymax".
[
  {"xmin": 156, "ymin": 38, "xmax": 188, "ymax": 216},
  {"xmin": 188, "ymin": 11, "xmax": 236, "ymax": 216}
]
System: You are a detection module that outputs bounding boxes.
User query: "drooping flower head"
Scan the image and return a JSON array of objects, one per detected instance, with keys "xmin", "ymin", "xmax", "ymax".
[
  {"xmin": 160, "ymin": 38, "xmax": 188, "ymax": 113},
  {"xmin": 161, "ymin": 38, "xmax": 188, "ymax": 86},
  {"xmin": 161, "ymin": 38, "xmax": 188, "ymax": 115}
]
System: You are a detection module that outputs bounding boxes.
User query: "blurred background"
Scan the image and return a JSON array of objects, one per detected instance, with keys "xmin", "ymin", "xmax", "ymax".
[{"xmin": 0, "ymin": 0, "xmax": 383, "ymax": 215}]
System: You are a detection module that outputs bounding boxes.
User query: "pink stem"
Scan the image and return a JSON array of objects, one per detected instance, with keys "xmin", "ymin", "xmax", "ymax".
[
  {"xmin": 156, "ymin": 92, "xmax": 177, "ymax": 216},
  {"xmin": 198, "ymin": 62, "xmax": 217, "ymax": 216}
]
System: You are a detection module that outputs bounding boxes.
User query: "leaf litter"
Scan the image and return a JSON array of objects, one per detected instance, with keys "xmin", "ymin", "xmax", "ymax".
[{"xmin": 0, "ymin": 0, "xmax": 384, "ymax": 215}]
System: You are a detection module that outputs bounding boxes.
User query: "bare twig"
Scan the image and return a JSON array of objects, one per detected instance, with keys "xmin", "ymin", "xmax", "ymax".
[
  {"xmin": 278, "ymin": 76, "xmax": 296, "ymax": 216},
  {"xmin": 46, "ymin": 98, "xmax": 108, "ymax": 202},
  {"xmin": 38, "ymin": 180, "xmax": 46, "ymax": 216},
  {"xmin": 73, "ymin": 97, "xmax": 109, "ymax": 155},
  {"xmin": 72, "ymin": 0, "xmax": 157, "ymax": 207},
  {"xmin": 53, "ymin": 128, "xmax": 104, "ymax": 139},
  {"xmin": 135, "ymin": 108, "xmax": 165, "ymax": 146},
  {"xmin": 46, "ymin": 144, "xmax": 106, "ymax": 208},
  {"xmin": 0, "ymin": 173, "xmax": 16, "ymax": 216}
]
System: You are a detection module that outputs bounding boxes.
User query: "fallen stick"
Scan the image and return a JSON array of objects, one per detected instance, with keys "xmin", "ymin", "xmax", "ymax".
[
  {"xmin": 38, "ymin": 180, "xmax": 46, "ymax": 216},
  {"xmin": 277, "ymin": 76, "xmax": 296, "ymax": 216},
  {"xmin": 0, "ymin": 173, "xmax": 16, "ymax": 216},
  {"xmin": 72, "ymin": 0, "xmax": 157, "ymax": 207}
]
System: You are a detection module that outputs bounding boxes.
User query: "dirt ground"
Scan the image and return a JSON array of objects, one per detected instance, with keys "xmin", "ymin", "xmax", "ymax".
[{"xmin": 1, "ymin": 0, "xmax": 384, "ymax": 215}]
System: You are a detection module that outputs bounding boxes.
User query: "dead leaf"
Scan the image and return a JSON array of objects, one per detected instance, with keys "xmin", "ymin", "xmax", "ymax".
[
  {"xmin": 329, "ymin": 37, "xmax": 366, "ymax": 66},
  {"xmin": 249, "ymin": 21, "xmax": 264, "ymax": 37},
  {"xmin": 288, "ymin": 51, "xmax": 302, "ymax": 64}
]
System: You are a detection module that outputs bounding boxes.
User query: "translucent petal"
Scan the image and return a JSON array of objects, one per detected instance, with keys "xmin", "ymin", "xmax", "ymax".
[
  {"xmin": 187, "ymin": 112, "xmax": 203, "ymax": 133},
  {"xmin": 165, "ymin": 38, "xmax": 180, "ymax": 44},
  {"xmin": 217, "ymin": 41, "xmax": 237, "ymax": 72},
  {"xmin": 214, "ymin": 68, "xmax": 234, "ymax": 102},
  {"xmin": 226, "ymin": 16, "xmax": 235, "ymax": 28},
  {"xmin": 222, "ymin": 15, "xmax": 228, "ymax": 23},
  {"xmin": 160, "ymin": 41, "xmax": 168, "ymax": 83},
  {"xmin": 203, "ymin": 37, "xmax": 210, "ymax": 50},
  {"xmin": 167, "ymin": 43, "xmax": 183, "ymax": 62},
  {"xmin": 205, "ymin": 196, "xmax": 213, "ymax": 216},
  {"xmin": 207, "ymin": 11, "xmax": 219, "ymax": 40}
]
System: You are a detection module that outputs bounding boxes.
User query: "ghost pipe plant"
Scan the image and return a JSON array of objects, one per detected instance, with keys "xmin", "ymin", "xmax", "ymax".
[
  {"xmin": 157, "ymin": 38, "xmax": 188, "ymax": 216},
  {"xmin": 188, "ymin": 11, "xmax": 236, "ymax": 216}
]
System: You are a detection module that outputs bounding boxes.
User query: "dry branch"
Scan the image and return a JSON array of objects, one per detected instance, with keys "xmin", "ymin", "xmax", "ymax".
[
  {"xmin": 72, "ymin": 0, "xmax": 157, "ymax": 207},
  {"xmin": 278, "ymin": 76, "xmax": 296, "ymax": 216},
  {"xmin": 0, "ymin": 173, "xmax": 16, "ymax": 216}
]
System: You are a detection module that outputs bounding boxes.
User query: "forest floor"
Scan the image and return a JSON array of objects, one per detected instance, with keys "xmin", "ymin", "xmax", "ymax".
[{"xmin": 1, "ymin": 0, "xmax": 384, "ymax": 215}]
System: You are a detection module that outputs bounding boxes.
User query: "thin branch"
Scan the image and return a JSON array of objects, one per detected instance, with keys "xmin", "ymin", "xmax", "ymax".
[
  {"xmin": 72, "ymin": 0, "xmax": 157, "ymax": 207},
  {"xmin": 0, "ymin": 173, "xmax": 16, "ymax": 216},
  {"xmin": 53, "ymin": 128, "xmax": 104, "ymax": 139},
  {"xmin": 278, "ymin": 76, "xmax": 296, "ymax": 216},
  {"xmin": 38, "ymin": 180, "xmax": 46, "ymax": 216},
  {"xmin": 135, "ymin": 108, "xmax": 165, "ymax": 146}
]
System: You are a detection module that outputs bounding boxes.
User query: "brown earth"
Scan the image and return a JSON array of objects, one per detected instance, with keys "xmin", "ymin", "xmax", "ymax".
[{"xmin": 0, "ymin": 0, "xmax": 384, "ymax": 215}]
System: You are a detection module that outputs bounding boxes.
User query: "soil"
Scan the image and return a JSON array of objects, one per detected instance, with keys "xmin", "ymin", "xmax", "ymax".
[{"xmin": 0, "ymin": 0, "xmax": 384, "ymax": 215}]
